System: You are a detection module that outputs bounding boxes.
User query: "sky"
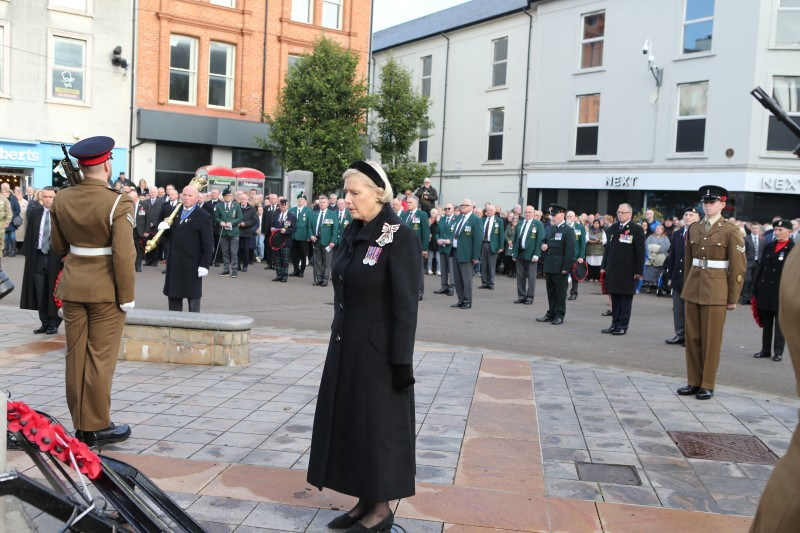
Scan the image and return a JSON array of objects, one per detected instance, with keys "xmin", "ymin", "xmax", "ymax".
[{"xmin": 372, "ymin": 0, "xmax": 471, "ymax": 31}]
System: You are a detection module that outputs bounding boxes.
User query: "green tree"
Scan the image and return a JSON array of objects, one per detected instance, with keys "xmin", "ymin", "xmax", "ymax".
[
  {"xmin": 259, "ymin": 37, "xmax": 370, "ymax": 196},
  {"xmin": 371, "ymin": 58, "xmax": 435, "ymax": 194}
]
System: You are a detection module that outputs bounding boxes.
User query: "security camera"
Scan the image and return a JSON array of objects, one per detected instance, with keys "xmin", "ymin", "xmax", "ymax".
[
  {"xmin": 112, "ymin": 46, "xmax": 129, "ymax": 69},
  {"xmin": 642, "ymin": 39, "xmax": 651, "ymax": 55}
]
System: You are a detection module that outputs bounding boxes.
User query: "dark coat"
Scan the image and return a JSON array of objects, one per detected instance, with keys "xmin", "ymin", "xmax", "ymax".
[
  {"xmin": 542, "ymin": 222, "xmax": 575, "ymax": 274},
  {"xmin": 753, "ymin": 239, "xmax": 794, "ymax": 312},
  {"xmin": 268, "ymin": 210, "xmax": 296, "ymax": 249},
  {"xmin": 133, "ymin": 200, "xmax": 147, "ymax": 238},
  {"xmin": 143, "ymin": 197, "xmax": 163, "ymax": 237},
  {"xmin": 238, "ymin": 204, "xmax": 258, "ymax": 238},
  {"xmin": 20, "ymin": 206, "xmax": 64, "ymax": 314},
  {"xmin": 308, "ymin": 204, "xmax": 420, "ymax": 501},
  {"xmin": 664, "ymin": 225, "xmax": 689, "ymax": 292},
  {"xmin": 162, "ymin": 206, "xmax": 214, "ymax": 299},
  {"xmin": 602, "ymin": 220, "xmax": 646, "ymax": 295}
]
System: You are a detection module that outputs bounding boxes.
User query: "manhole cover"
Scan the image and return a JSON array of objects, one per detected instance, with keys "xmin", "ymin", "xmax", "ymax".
[
  {"xmin": 669, "ymin": 431, "xmax": 778, "ymax": 465},
  {"xmin": 575, "ymin": 462, "xmax": 641, "ymax": 486}
]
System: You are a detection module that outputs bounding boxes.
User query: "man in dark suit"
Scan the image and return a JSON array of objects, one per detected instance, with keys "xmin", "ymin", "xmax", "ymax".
[
  {"xmin": 158, "ymin": 185, "xmax": 180, "ymax": 268},
  {"xmin": 663, "ymin": 207, "xmax": 701, "ymax": 346},
  {"xmin": 129, "ymin": 190, "xmax": 147, "ymax": 272},
  {"xmin": 741, "ymin": 222, "xmax": 764, "ymax": 304},
  {"xmin": 20, "ymin": 186, "xmax": 64, "ymax": 334},
  {"xmin": 600, "ymin": 203, "xmax": 646, "ymax": 335},
  {"xmin": 262, "ymin": 193, "xmax": 279, "ymax": 269},
  {"xmin": 536, "ymin": 204, "xmax": 575, "ymax": 325},
  {"xmin": 269, "ymin": 198, "xmax": 296, "ymax": 282},
  {"xmin": 142, "ymin": 187, "xmax": 162, "ymax": 266},
  {"xmin": 161, "ymin": 185, "xmax": 213, "ymax": 312},
  {"xmin": 203, "ymin": 188, "xmax": 222, "ymax": 266}
]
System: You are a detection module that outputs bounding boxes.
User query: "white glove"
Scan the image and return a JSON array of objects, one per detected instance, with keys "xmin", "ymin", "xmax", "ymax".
[
  {"xmin": 157, "ymin": 221, "xmax": 170, "ymax": 231},
  {"xmin": 198, "ymin": 267, "xmax": 208, "ymax": 278},
  {"xmin": 120, "ymin": 301, "xmax": 135, "ymax": 312}
]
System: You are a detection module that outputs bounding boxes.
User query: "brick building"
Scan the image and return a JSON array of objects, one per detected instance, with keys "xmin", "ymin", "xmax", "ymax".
[{"xmin": 133, "ymin": 0, "xmax": 371, "ymax": 194}]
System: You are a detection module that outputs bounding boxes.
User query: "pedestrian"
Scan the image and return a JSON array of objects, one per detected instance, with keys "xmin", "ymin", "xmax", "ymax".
[
  {"xmin": 414, "ymin": 177, "xmax": 438, "ymax": 213},
  {"xmin": 512, "ymin": 205, "xmax": 545, "ymax": 305},
  {"xmin": 401, "ymin": 196, "xmax": 429, "ymax": 300},
  {"xmin": 129, "ymin": 189, "xmax": 146, "ymax": 272},
  {"xmin": 643, "ymin": 224, "xmax": 670, "ymax": 293},
  {"xmin": 161, "ymin": 185, "xmax": 213, "ymax": 312},
  {"xmin": 742, "ymin": 222, "xmax": 764, "ymax": 304},
  {"xmin": 289, "ymin": 193, "xmax": 311, "ymax": 277},
  {"xmin": 50, "ymin": 135, "xmax": 135, "ymax": 446},
  {"xmin": 585, "ymin": 219, "xmax": 607, "ymax": 281},
  {"xmin": 427, "ymin": 208, "xmax": 440, "ymax": 275},
  {"xmin": 254, "ymin": 205, "xmax": 265, "ymax": 262},
  {"xmin": 270, "ymin": 198, "xmax": 296, "ymax": 282},
  {"xmin": 0, "ymin": 187, "xmax": 11, "ymax": 260},
  {"xmin": 214, "ymin": 187, "xmax": 242, "ymax": 278},
  {"xmin": 236, "ymin": 191, "xmax": 258, "ymax": 272},
  {"xmin": 308, "ymin": 160, "xmax": 420, "ymax": 533},
  {"xmin": 2, "ymin": 182, "xmax": 20, "ymax": 257},
  {"xmin": 663, "ymin": 206, "xmax": 701, "ymax": 346},
  {"xmin": 600, "ymin": 203, "xmax": 646, "ymax": 335},
  {"xmin": 752, "ymin": 219, "xmax": 794, "ymax": 362},
  {"xmin": 536, "ymin": 205, "xmax": 574, "ymax": 325},
  {"xmin": 434, "ymin": 203, "xmax": 456, "ymax": 296},
  {"xmin": 143, "ymin": 187, "xmax": 162, "ymax": 266},
  {"xmin": 450, "ymin": 199, "xmax": 482, "ymax": 309},
  {"xmin": 677, "ymin": 186, "xmax": 746, "ymax": 400},
  {"xmin": 204, "ymin": 188, "xmax": 222, "ymax": 266},
  {"xmin": 333, "ymin": 198, "xmax": 352, "ymax": 264},
  {"xmin": 478, "ymin": 204, "xmax": 504, "ymax": 291},
  {"xmin": 566, "ymin": 210, "xmax": 586, "ymax": 301},
  {"xmin": 310, "ymin": 194, "xmax": 339, "ymax": 287}
]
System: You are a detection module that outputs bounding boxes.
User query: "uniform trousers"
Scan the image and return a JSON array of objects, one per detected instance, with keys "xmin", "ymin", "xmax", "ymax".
[
  {"xmin": 545, "ymin": 273, "xmax": 568, "ymax": 319},
  {"xmin": 515, "ymin": 258, "xmax": 536, "ymax": 302},
  {"xmin": 452, "ymin": 253, "xmax": 474, "ymax": 305},
  {"xmin": 291, "ymin": 240, "xmax": 309, "ymax": 274},
  {"xmin": 168, "ymin": 297, "xmax": 201, "ymax": 313},
  {"xmin": 757, "ymin": 309, "xmax": 785, "ymax": 356},
  {"xmin": 220, "ymin": 235, "xmax": 239, "ymax": 272},
  {"xmin": 569, "ymin": 271, "xmax": 579, "ymax": 297},
  {"xmin": 62, "ymin": 301, "xmax": 125, "ymax": 431},
  {"xmin": 417, "ymin": 255, "xmax": 425, "ymax": 297},
  {"xmin": 749, "ymin": 422, "xmax": 800, "ymax": 532},
  {"xmin": 672, "ymin": 288, "xmax": 685, "ymax": 339},
  {"xmin": 479, "ymin": 242, "xmax": 497, "ymax": 288},
  {"xmin": 684, "ymin": 302, "xmax": 727, "ymax": 390},
  {"xmin": 610, "ymin": 293, "xmax": 634, "ymax": 331},
  {"xmin": 440, "ymin": 254, "xmax": 454, "ymax": 290},
  {"xmin": 312, "ymin": 241, "xmax": 331, "ymax": 284}
]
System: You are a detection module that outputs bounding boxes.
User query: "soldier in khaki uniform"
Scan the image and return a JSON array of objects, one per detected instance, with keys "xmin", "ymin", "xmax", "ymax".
[
  {"xmin": 677, "ymin": 186, "xmax": 746, "ymax": 400},
  {"xmin": 749, "ymin": 247, "xmax": 800, "ymax": 532},
  {"xmin": 51, "ymin": 135, "xmax": 136, "ymax": 446}
]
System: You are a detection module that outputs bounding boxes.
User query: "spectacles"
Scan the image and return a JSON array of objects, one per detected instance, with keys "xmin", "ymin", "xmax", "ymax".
[
  {"xmin": 444, "ymin": 207, "xmax": 453, "ymax": 210},
  {"xmin": 461, "ymin": 204, "xmax": 471, "ymax": 207},
  {"xmin": 617, "ymin": 211, "xmax": 631, "ymax": 214}
]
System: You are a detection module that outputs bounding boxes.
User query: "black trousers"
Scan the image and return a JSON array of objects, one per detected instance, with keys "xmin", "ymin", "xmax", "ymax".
[
  {"xmin": 291, "ymin": 240, "xmax": 309, "ymax": 274},
  {"xmin": 610, "ymin": 293, "xmax": 634, "ymax": 331},
  {"xmin": 34, "ymin": 251, "xmax": 60, "ymax": 327},
  {"xmin": 212, "ymin": 231, "xmax": 222, "ymax": 264},
  {"xmin": 758, "ymin": 309, "xmax": 785, "ymax": 356},
  {"xmin": 545, "ymin": 273, "xmax": 567, "ymax": 319},
  {"xmin": 168, "ymin": 297, "xmax": 201, "ymax": 313},
  {"xmin": 133, "ymin": 231, "xmax": 144, "ymax": 269},
  {"xmin": 238, "ymin": 236, "xmax": 251, "ymax": 270}
]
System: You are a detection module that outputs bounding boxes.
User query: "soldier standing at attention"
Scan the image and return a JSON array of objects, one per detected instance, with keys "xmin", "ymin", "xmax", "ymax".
[
  {"xmin": 536, "ymin": 204, "xmax": 575, "ymax": 325},
  {"xmin": 566, "ymin": 210, "xmax": 586, "ymax": 301},
  {"xmin": 50, "ymin": 136, "xmax": 136, "ymax": 446},
  {"xmin": 677, "ymin": 186, "xmax": 746, "ymax": 400}
]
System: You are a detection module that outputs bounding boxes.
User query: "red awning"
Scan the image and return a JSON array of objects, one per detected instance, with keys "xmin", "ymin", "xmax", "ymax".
[
  {"xmin": 196, "ymin": 165, "xmax": 236, "ymax": 178},
  {"xmin": 233, "ymin": 167, "xmax": 265, "ymax": 180}
]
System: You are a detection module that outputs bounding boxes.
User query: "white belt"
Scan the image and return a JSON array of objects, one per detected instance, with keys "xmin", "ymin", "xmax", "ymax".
[
  {"xmin": 692, "ymin": 258, "xmax": 728, "ymax": 269},
  {"xmin": 70, "ymin": 245, "xmax": 112, "ymax": 256}
]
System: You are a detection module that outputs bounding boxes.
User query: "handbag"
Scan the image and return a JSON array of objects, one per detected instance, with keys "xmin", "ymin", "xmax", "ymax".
[{"xmin": 11, "ymin": 215, "xmax": 22, "ymax": 228}]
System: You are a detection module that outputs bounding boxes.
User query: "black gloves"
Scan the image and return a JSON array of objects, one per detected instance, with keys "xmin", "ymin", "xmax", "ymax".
[{"xmin": 391, "ymin": 364, "xmax": 415, "ymax": 392}]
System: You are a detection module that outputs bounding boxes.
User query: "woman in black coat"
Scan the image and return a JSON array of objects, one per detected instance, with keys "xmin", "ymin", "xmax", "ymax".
[
  {"xmin": 752, "ymin": 220, "xmax": 795, "ymax": 361},
  {"xmin": 308, "ymin": 161, "xmax": 421, "ymax": 533}
]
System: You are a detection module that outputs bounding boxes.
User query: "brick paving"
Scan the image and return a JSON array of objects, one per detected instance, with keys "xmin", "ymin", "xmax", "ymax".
[{"xmin": 2, "ymin": 307, "xmax": 797, "ymax": 532}]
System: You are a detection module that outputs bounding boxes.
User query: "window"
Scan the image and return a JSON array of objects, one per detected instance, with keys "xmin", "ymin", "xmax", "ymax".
[
  {"xmin": 210, "ymin": 0, "xmax": 236, "ymax": 7},
  {"xmin": 488, "ymin": 108, "xmax": 504, "ymax": 161},
  {"xmin": 776, "ymin": 0, "xmax": 800, "ymax": 46},
  {"xmin": 169, "ymin": 35, "xmax": 198, "ymax": 105},
  {"xmin": 491, "ymin": 38, "xmax": 508, "ymax": 87},
  {"xmin": 49, "ymin": 0, "xmax": 90, "ymax": 13},
  {"xmin": 418, "ymin": 128, "xmax": 429, "ymax": 163},
  {"xmin": 767, "ymin": 76, "xmax": 800, "ymax": 151},
  {"xmin": 288, "ymin": 54, "xmax": 300, "ymax": 72},
  {"xmin": 580, "ymin": 11, "xmax": 605, "ymax": 69},
  {"xmin": 0, "ymin": 22, "xmax": 8, "ymax": 97},
  {"xmin": 683, "ymin": 0, "xmax": 714, "ymax": 54},
  {"xmin": 208, "ymin": 41, "xmax": 235, "ymax": 109},
  {"xmin": 576, "ymin": 94, "xmax": 600, "ymax": 156},
  {"xmin": 292, "ymin": 0, "xmax": 313, "ymax": 24},
  {"xmin": 676, "ymin": 81, "xmax": 708, "ymax": 153},
  {"xmin": 421, "ymin": 56, "xmax": 432, "ymax": 97},
  {"xmin": 48, "ymin": 32, "xmax": 91, "ymax": 104},
  {"xmin": 322, "ymin": 0, "xmax": 343, "ymax": 29}
]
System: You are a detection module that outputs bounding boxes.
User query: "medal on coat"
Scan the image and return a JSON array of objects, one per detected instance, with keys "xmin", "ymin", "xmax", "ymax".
[
  {"xmin": 363, "ymin": 245, "xmax": 383, "ymax": 266},
  {"xmin": 779, "ymin": 252, "xmax": 784, "ymax": 261},
  {"xmin": 376, "ymin": 223, "xmax": 400, "ymax": 247}
]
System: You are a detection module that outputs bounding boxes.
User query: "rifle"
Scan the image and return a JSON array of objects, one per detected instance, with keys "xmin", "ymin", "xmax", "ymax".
[
  {"xmin": 58, "ymin": 144, "xmax": 84, "ymax": 186},
  {"xmin": 751, "ymin": 86, "xmax": 800, "ymax": 157}
]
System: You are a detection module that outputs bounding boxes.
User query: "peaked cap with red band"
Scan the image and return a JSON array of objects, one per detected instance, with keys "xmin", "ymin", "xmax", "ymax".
[
  {"xmin": 68, "ymin": 135, "xmax": 115, "ymax": 166},
  {"xmin": 698, "ymin": 184, "xmax": 728, "ymax": 203}
]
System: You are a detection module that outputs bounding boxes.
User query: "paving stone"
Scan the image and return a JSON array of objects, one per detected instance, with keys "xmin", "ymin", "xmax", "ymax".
[
  {"xmin": 185, "ymin": 495, "xmax": 258, "ymax": 525},
  {"xmin": 599, "ymin": 483, "xmax": 661, "ymax": 506},
  {"xmin": 543, "ymin": 461, "xmax": 579, "ymax": 480},
  {"xmin": 416, "ymin": 465, "xmax": 456, "ymax": 485},
  {"xmin": 240, "ymin": 501, "xmax": 317, "ymax": 531},
  {"xmin": 545, "ymin": 478, "xmax": 602, "ymax": 500}
]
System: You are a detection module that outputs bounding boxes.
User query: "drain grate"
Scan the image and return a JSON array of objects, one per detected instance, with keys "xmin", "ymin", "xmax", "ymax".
[
  {"xmin": 575, "ymin": 462, "xmax": 642, "ymax": 486},
  {"xmin": 669, "ymin": 431, "xmax": 778, "ymax": 465}
]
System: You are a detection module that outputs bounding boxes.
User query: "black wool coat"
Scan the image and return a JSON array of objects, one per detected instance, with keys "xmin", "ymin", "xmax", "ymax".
[
  {"xmin": 664, "ymin": 226, "xmax": 689, "ymax": 292},
  {"xmin": 163, "ymin": 206, "xmax": 214, "ymax": 299},
  {"xmin": 20, "ymin": 206, "xmax": 64, "ymax": 315},
  {"xmin": 308, "ymin": 204, "xmax": 421, "ymax": 501},
  {"xmin": 753, "ymin": 239, "xmax": 794, "ymax": 312},
  {"xmin": 602, "ymin": 221, "xmax": 646, "ymax": 295}
]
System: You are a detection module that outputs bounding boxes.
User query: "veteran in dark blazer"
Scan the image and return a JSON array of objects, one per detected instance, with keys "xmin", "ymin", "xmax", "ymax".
[
  {"xmin": 600, "ymin": 203, "xmax": 646, "ymax": 335},
  {"xmin": 479, "ymin": 204, "xmax": 504, "ymax": 290},
  {"xmin": 566, "ymin": 211, "xmax": 587, "ymax": 300},
  {"xmin": 308, "ymin": 161, "xmax": 420, "ymax": 533},
  {"xmin": 434, "ymin": 203, "xmax": 457, "ymax": 296},
  {"xmin": 450, "ymin": 199, "xmax": 483, "ymax": 309},
  {"xmin": 162, "ymin": 185, "xmax": 213, "ymax": 312},
  {"xmin": 269, "ymin": 198, "xmax": 296, "ymax": 282},
  {"xmin": 512, "ymin": 205, "xmax": 545, "ymax": 305},
  {"xmin": 678, "ymin": 186, "xmax": 746, "ymax": 400},
  {"xmin": 537, "ymin": 205, "xmax": 575, "ymax": 325},
  {"xmin": 663, "ymin": 207, "xmax": 701, "ymax": 346},
  {"xmin": 401, "ymin": 196, "xmax": 430, "ymax": 300}
]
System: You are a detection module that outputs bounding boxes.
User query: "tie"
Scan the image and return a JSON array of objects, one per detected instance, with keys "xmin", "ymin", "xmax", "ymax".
[
  {"xmin": 454, "ymin": 216, "xmax": 466, "ymax": 238},
  {"xmin": 181, "ymin": 207, "xmax": 191, "ymax": 223},
  {"xmin": 41, "ymin": 210, "xmax": 51, "ymax": 254},
  {"xmin": 339, "ymin": 211, "xmax": 344, "ymax": 223},
  {"xmin": 484, "ymin": 218, "xmax": 491, "ymax": 241},
  {"xmin": 753, "ymin": 235, "xmax": 758, "ymax": 259},
  {"xmin": 316, "ymin": 210, "xmax": 324, "ymax": 236},
  {"xmin": 520, "ymin": 221, "xmax": 529, "ymax": 249}
]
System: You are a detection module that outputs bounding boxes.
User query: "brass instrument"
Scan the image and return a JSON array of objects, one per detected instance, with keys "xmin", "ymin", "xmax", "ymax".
[
  {"xmin": 144, "ymin": 175, "xmax": 208, "ymax": 253},
  {"xmin": 58, "ymin": 144, "xmax": 84, "ymax": 187}
]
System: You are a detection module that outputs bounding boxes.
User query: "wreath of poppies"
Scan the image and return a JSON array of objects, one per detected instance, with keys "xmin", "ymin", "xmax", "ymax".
[{"xmin": 6, "ymin": 400, "xmax": 102, "ymax": 479}]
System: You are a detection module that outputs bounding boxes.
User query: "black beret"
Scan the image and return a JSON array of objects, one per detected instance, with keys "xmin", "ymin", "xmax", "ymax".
[
  {"xmin": 549, "ymin": 204, "xmax": 567, "ymax": 214},
  {"xmin": 774, "ymin": 219, "xmax": 793, "ymax": 230}
]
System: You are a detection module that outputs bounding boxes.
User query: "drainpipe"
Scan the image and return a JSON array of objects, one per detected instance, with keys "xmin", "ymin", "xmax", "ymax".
[
  {"xmin": 438, "ymin": 33, "xmax": 450, "ymax": 203},
  {"xmin": 128, "ymin": 0, "xmax": 138, "ymax": 178},
  {"xmin": 260, "ymin": 1, "xmax": 269, "ymax": 121},
  {"xmin": 519, "ymin": 9, "xmax": 533, "ymax": 205}
]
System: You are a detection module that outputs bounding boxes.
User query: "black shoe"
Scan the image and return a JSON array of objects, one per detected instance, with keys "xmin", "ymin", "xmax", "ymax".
[
  {"xmin": 676, "ymin": 385, "xmax": 700, "ymax": 396},
  {"xmin": 272, "ymin": 277, "xmax": 282, "ymax": 282},
  {"xmin": 343, "ymin": 511, "xmax": 394, "ymax": 533},
  {"xmin": 241, "ymin": 267, "xmax": 248, "ymax": 273},
  {"xmin": 219, "ymin": 270, "xmax": 230, "ymax": 276},
  {"xmin": 281, "ymin": 278, "xmax": 287, "ymax": 283},
  {"xmin": 479, "ymin": 284, "xmax": 489, "ymax": 289},
  {"xmin": 695, "ymin": 388, "xmax": 714, "ymax": 400},
  {"xmin": 320, "ymin": 282, "xmax": 328, "ymax": 287},
  {"xmin": 289, "ymin": 272, "xmax": 299, "ymax": 277},
  {"xmin": 754, "ymin": 351, "xmax": 771, "ymax": 358},
  {"xmin": 601, "ymin": 326, "xmax": 617, "ymax": 334},
  {"xmin": 602, "ymin": 309, "xmax": 612, "ymax": 316},
  {"xmin": 45, "ymin": 326, "xmax": 58, "ymax": 335},
  {"xmin": 665, "ymin": 336, "xmax": 685, "ymax": 345},
  {"xmin": 536, "ymin": 315, "xmax": 553, "ymax": 322},
  {"xmin": 75, "ymin": 422, "xmax": 131, "ymax": 446},
  {"xmin": 231, "ymin": 272, "xmax": 237, "ymax": 278},
  {"xmin": 264, "ymin": 266, "xmax": 271, "ymax": 270},
  {"xmin": 611, "ymin": 329, "xmax": 627, "ymax": 335},
  {"xmin": 135, "ymin": 267, "xmax": 142, "ymax": 272},
  {"xmin": 33, "ymin": 325, "xmax": 48, "ymax": 334},
  {"xmin": 447, "ymin": 290, "xmax": 454, "ymax": 296},
  {"xmin": 773, "ymin": 354, "xmax": 783, "ymax": 362},
  {"xmin": 460, "ymin": 303, "xmax": 472, "ymax": 309},
  {"xmin": 524, "ymin": 300, "xmax": 533, "ymax": 305},
  {"xmin": 298, "ymin": 272, "xmax": 304, "ymax": 278},
  {"xmin": 550, "ymin": 317, "xmax": 564, "ymax": 325},
  {"xmin": 328, "ymin": 510, "xmax": 368, "ymax": 530},
  {"xmin": 418, "ymin": 294, "xmax": 423, "ymax": 301},
  {"xmin": 434, "ymin": 288, "xmax": 450, "ymax": 294},
  {"xmin": 214, "ymin": 262, "xmax": 221, "ymax": 267},
  {"xmin": 514, "ymin": 299, "xmax": 526, "ymax": 304},
  {"xmin": 567, "ymin": 294, "xmax": 577, "ymax": 301},
  {"xmin": 451, "ymin": 302, "xmax": 464, "ymax": 308}
]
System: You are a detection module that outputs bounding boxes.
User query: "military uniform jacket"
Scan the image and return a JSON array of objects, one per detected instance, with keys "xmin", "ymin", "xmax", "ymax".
[
  {"xmin": 481, "ymin": 216, "xmax": 505, "ymax": 253},
  {"xmin": 542, "ymin": 223, "xmax": 576, "ymax": 274},
  {"xmin": 452, "ymin": 213, "xmax": 483, "ymax": 262},
  {"xmin": 402, "ymin": 209, "xmax": 430, "ymax": 251},
  {"xmin": 0, "ymin": 195, "xmax": 12, "ymax": 230},
  {"xmin": 310, "ymin": 208, "xmax": 340, "ymax": 246},
  {"xmin": 664, "ymin": 226, "xmax": 690, "ymax": 292},
  {"xmin": 512, "ymin": 218, "xmax": 546, "ymax": 261},
  {"xmin": 290, "ymin": 206, "xmax": 312, "ymax": 241},
  {"xmin": 752, "ymin": 239, "xmax": 794, "ymax": 312},
  {"xmin": 334, "ymin": 209, "xmax": 352, "ymax": 244},
  {"xmin": 214, "ymin": 201, "xmax": 242, "ymax": 237},
  {"xmin": 163, "ymin": 206, "xmax": 214, "ymax": 299},
  {"xmin": 51, "ymin": 179, "xmax": 136, "ymax": 304},
  {"xmin": 601, "ymin": 221, "xmax": 645, "ymax": 295},
  {"xmin": 437, "ymin": 215, "xmax": 456, "ymax": 255},
  {"xmin": 683, "ymin": 218, "xmax": 746, "ymax": 306},
  {"xmin": 308, "ymin": 204, "xmax": 420, "ymax": 501},
  {"xmin": 569, "ymin": 222, "xmax": 587, "ymax": 259}
]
